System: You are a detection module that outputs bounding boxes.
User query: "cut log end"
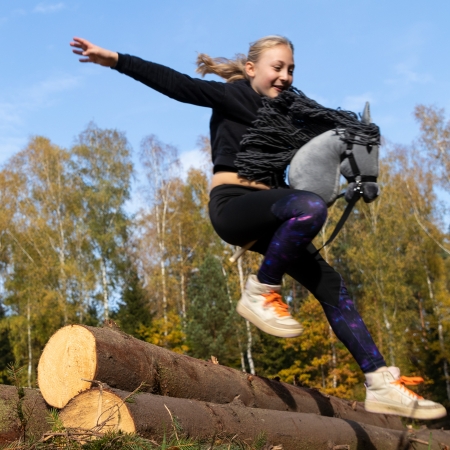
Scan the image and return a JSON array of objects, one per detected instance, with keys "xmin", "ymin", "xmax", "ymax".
[
  {"xmin": 38, "ymin": 325, "xmax": 97, "ymax": 408},
  {"xmin": 60, "ymin": 389, "xmax": 135, "ymax": 433}
]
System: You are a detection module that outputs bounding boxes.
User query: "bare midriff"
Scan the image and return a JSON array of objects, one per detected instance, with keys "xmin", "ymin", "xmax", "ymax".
[{"xmin": 210, "ymin": 172, "xmax": 271, "ymax": 192}]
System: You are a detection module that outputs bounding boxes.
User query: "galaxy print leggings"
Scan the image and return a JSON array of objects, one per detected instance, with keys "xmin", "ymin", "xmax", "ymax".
[{"xmin": 209, "ymin": 184, "xmax": 386, "ymax": 373}]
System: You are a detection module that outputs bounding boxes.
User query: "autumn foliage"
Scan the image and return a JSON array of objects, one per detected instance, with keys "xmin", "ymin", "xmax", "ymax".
[{"xmin": 1, "ymin": 106, "xmax": 450, "ymax": 412}]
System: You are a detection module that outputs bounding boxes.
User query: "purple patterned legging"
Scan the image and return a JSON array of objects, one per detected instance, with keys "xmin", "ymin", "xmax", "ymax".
[
  {"xmin": 209, "ymin": 185, "xmax": 387, "ymax": 373},
  {"xmin": 258, "ymin": 191, "xmax": 328, "ymax": 285}
]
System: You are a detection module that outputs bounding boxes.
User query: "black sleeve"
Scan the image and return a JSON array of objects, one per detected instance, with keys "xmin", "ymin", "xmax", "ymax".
[{"xmin": 112, "ymin": 53, "xmax": 226, "ymax": 108}]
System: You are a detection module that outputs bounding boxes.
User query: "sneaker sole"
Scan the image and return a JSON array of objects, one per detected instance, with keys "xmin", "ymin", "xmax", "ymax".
[
  {"xmin": 365, "ymin": 400, "xmax": 447, "ymax": 420},
  {"xmin": 236, "ymin": 301, "xmax": 303, "ymax": 338}
]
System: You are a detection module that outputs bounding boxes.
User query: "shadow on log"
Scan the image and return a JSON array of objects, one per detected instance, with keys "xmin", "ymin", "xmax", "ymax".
[
  {"xmin": 38, "ymin": 325, "xmax": 403, "ymax": 430},
  {"xmin": 60, "ymin": 386, "xmax": 450, "ymax": 450},
  {"xmin": 0, "ymin": 385, "xmax": 50, "ymax": 444}
]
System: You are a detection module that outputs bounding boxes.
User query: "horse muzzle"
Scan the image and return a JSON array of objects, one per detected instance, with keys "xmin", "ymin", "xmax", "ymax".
[{"xmin": 345, "ymin": 180, "xmax": 380, "ymax": 204}]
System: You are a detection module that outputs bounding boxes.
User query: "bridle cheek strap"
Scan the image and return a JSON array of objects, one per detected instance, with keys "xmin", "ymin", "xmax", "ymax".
[{"xmin": 319, "ymin": 170, "xmax": 378, "ymax": 251}]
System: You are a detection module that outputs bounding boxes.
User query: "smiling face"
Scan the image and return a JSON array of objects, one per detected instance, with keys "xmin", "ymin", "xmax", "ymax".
[{"xmin": 245, "ymin": 44, "xmax": 294, "ymax": 98}]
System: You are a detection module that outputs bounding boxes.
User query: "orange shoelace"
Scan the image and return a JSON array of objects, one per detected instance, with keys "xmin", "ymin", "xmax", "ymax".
[
  {"xmin": 262, "ymin": 291, "xmax": 290, "ymax": 317},
  {"xmin": 391, "ymin": 376, "xmax": 424, "ymax": 400}
]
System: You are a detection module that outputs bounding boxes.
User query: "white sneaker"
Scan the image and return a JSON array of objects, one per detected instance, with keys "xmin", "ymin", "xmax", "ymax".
[
  {"xmin": 364, "ymin": 367, "xmax": 447, "ymax": 420},
  {"xmin": 236, "ymin": 275, "xmax": 303, "ymax": 338}
]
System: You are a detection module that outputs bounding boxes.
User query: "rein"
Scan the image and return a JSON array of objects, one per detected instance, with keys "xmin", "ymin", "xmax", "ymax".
[
  {"xmin": 317, "ymin": 186, "xmax": 361, "ymax": 250},
  {"xmin": 317, "ymin": 141, "xmax": 375, "ymax": 250}
]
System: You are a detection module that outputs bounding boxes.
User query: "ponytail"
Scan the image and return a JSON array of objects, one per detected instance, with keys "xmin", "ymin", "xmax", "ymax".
[
  {"xmin": 196, "ymin": 35, "xmax": 294, "ymax": 83},
  {"xmin": 196, "ymin": 53, "xmax": 248, "ymax": 83}
]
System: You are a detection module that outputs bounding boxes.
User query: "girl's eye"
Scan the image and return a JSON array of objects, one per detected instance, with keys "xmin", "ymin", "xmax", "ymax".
[{"xmin": 288, "ymin": 70, "xmax": 294, "ymax": 75}]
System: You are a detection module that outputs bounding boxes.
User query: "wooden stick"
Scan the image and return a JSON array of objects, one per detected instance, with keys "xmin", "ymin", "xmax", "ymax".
[{"xmin": 229, "ymin": 240, "xmax": 257, "ymax": 263}]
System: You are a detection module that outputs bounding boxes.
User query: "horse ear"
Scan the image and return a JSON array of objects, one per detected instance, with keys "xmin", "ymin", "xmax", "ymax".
[{"xmin": 361, "ymin": 102, "xmax": 371, "ymax": 124}]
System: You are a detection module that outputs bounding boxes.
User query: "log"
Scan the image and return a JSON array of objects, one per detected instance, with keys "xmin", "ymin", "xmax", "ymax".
[
  {"xmin": 38, "ymin": 324, "xmax": 403, "ymax": 430},
  {"xmin": 60, "ymin": 387, "xmax": 450, "ymax": 450},
  {"xmin": 0, "ymin": 384, "xmax": 50, "ymax": 444}
]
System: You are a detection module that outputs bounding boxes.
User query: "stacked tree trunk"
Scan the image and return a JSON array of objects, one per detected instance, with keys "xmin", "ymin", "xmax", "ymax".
[
  {"xmin": 37, "ymin": 324, "xmax": 450, "ymax": 449},
  {"xmin": 0, "ymin": 385, "xmax": 50, "ymax": 444}
]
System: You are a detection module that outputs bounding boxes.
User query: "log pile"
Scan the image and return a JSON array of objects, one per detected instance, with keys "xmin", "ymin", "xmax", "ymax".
[
  {"xmin": 37, "ymin": 324, "xmax": 450, "ymax": 449},
  {"xmin": 0, "ymin": 385, "xmax": 50, "ymax": 444}
]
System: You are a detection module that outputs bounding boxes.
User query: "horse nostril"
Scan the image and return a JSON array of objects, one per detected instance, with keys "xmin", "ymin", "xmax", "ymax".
[{"xmin": 362, "ymin": 182, "xmax": 380, "ymax": 203}]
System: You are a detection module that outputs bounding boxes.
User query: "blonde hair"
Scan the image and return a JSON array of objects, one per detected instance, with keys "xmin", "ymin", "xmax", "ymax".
[{"xmin": 196, "ymin": 35, "xmax": 294, "ymax": 83}]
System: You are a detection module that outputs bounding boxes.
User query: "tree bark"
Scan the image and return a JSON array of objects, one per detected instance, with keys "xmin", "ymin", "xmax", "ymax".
[
  {"xmin": 101, "ymin": 257, "xmax": 109, "ymax": 321},
  {"xmin": 60, "ymin": 387, "xmax": 450, "ymax": 450},
  {"xmin": 0, "ymin": 385, "xmax": 50, "ymax": 444},
  {"xmin": 426, "ymin": 269, "xmax": 450, "ymax": 401},
  {"xmin": 38, "ymin": 325, "xmax": 403, "ymax": 430},
  {"xmin": 237, "ymin": 256, "xmax": 255, "ymax": 375},
  {"xmin": 27, "ymin": 300, "xmax": 32, "ymax": 388},
  {"xmin": 222, "ymin": 264, "xmax": 246, "ymax": 372}
]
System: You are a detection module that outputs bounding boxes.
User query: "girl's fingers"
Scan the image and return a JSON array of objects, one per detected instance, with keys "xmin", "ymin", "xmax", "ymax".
[
  {"xmin": 72, "ymin": 36, "xmax": 90, "ymax": 46},
  {"xmin": 70, "ymin": 37, "xmax": 92, "ymax": 51},
  {"xmin": 72, "ymin": 48, "xmax": 93, "ymax": 57}
]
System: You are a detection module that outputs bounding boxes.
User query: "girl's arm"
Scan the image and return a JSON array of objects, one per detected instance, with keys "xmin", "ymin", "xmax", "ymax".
[
  {"xmin": 70, "ymin": 38, "xmax": 226, "ymax": 109},
  {"xmin": 70, "ymin": 37, "xmax": 118, "ymax": 67},
  {"xmin": 113, "ymin": 53, "xmax": 226, "ymax": 108}
]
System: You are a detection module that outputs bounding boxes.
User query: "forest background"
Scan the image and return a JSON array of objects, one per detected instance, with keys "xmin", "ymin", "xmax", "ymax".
[{"xmin": 2, "ymin": 0, "xmax": 450, "ymax": 408}]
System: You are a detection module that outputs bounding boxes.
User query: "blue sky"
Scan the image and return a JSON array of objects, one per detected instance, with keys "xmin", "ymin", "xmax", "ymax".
[{"xmin": 2, "ymin": 1, "xmax": 450, "ymax": 205}]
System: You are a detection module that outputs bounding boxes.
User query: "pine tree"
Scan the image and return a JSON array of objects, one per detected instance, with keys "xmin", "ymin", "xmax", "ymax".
[
  {"xmin": 0, "ymin": 303, "xmax": 14, "ymax": 384},
  {"xmin": 113, "ymin": 263, "xmax": 152, "ymax": 339},
  {"xmin": 186, "ymin": 254, "xmax": 240, "ymax": 367}
]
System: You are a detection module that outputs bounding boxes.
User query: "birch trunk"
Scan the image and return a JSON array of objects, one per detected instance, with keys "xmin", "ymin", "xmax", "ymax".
[
  {"xmin": 27, "ymin": 301, "xmax": 32, "ymax": 389},
  {"xmin": 426, "ymin": 269, "xmax": 450, "ymax": 401},
  {"xmin": 330, "ymin": 325, "xmax": 337, "ymax": 389},
  {"xmin": 237, "ymin": 255, "xmax": 255, "ymax": 375},
  {"xmin": 320, "ymin": 230, "xmax": 338, "ymax": 389},
  {"xmin": 160, "ymin": 259, "xmax": 168, "ymax": 335},
  {"xmin": 101, "ymin": 257, "xmax": 109, "ymax": 321},
  {"xmin": 178, "ymin": 225, "xmax": 186, "ymax": 324},
  {"xmin": 221, "ymin": 264, "xmax": 246, "ymax": 372},
  {"xmin": 382, "ymin": 300, "xmax": 396, "ymax": 367},
  {"xmin": 140, "ymin": 137, "xmax": 179, "ymax": 334}
]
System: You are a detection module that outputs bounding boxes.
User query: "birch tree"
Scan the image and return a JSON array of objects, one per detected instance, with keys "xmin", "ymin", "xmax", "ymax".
[
  {"xmin": 72, "ymin": 123, "xmax": 132, "ymax": 320},
  {"xmin": 138, "ymin": 135, "xmax": 180, "ymax": 337}
]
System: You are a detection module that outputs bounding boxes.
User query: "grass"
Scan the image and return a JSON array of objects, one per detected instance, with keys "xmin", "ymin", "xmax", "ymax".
[
  {"xmin": 1, "ymin": 428, "xmax": 276, "ymax": 450},
  {"xmin": 1, "ymin": 407, "xmax": 278, "ymax": 450}
]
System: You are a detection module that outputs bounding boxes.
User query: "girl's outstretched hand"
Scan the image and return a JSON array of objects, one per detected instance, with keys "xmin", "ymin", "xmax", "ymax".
[{"xmin": 70, "ymin": 37, "xmax": 118, "ymax": 67}]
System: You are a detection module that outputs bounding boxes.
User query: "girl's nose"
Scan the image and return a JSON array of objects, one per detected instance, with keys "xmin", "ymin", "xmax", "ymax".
[{"xmin": 279, "ymin": 69, "xmax": 289, "ymax": 81}]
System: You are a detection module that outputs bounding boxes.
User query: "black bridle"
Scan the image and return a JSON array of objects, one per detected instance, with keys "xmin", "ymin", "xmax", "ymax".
[{"xmin": 318, "ymin": 142, "xmax": 376, "ymax": 250}]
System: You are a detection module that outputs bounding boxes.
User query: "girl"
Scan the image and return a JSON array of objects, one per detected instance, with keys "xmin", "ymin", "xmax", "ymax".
[{"xmin": 70, "ymin": 35, "xmax": 446, "ymax": 420}]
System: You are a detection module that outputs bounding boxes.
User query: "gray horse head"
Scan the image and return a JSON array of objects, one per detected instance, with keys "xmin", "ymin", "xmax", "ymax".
[
  {"xmin": 288, "ymin": 102, "xmax": 380, "ymax": 206},
  {"xmin": 340, "ymin": 102, "xmax": 380, "ymax": 204}
]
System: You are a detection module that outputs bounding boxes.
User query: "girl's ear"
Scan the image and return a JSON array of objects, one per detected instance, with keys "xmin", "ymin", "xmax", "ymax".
[{"xmin": 245, "ymin": 61, "xmax": 255, "ymax": 78}]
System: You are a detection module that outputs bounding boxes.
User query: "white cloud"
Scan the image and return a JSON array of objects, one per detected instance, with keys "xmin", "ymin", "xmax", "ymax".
[
  {"xmin": 179, "ymin": 148, "xmax": 208, "ymax": 174},
  {"xmin": 385, "ymin": 61, "xmax": 433, "ymax": 87},
  {"xmin": 0, "ymin": 73, "xmax": 80, "ymax": 139},
  {"xmin": 393, "ymin": 63, "xmax": 433, "ymax": 84},
  {"xmin": 11, "ymin": 9, "xmax": 27, "ymax": 16},
  {"xmin": 0, "ymin": 76, "xmax": 79, "ymax": 166},
  {"xmin": 0, "ymin": 136, "xmax": 27, "ymax": 165},
  {"xmin": 0, "ymin": 102, "xmax": 22, "ymax": 130},
  {"xmin": 34, "ymin": 2, "xmax": 65, "ymax": 14},
  {"xmin": 341, "ymin": 93, "xmax": 375, "ymax": 114},
  {"xmin": 304, "ymin": 92, "xmax": 330, "ymax": 108},
  {"xmin": 29, "ymin": 73, "xmax": 80, "ymax": 102}
]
